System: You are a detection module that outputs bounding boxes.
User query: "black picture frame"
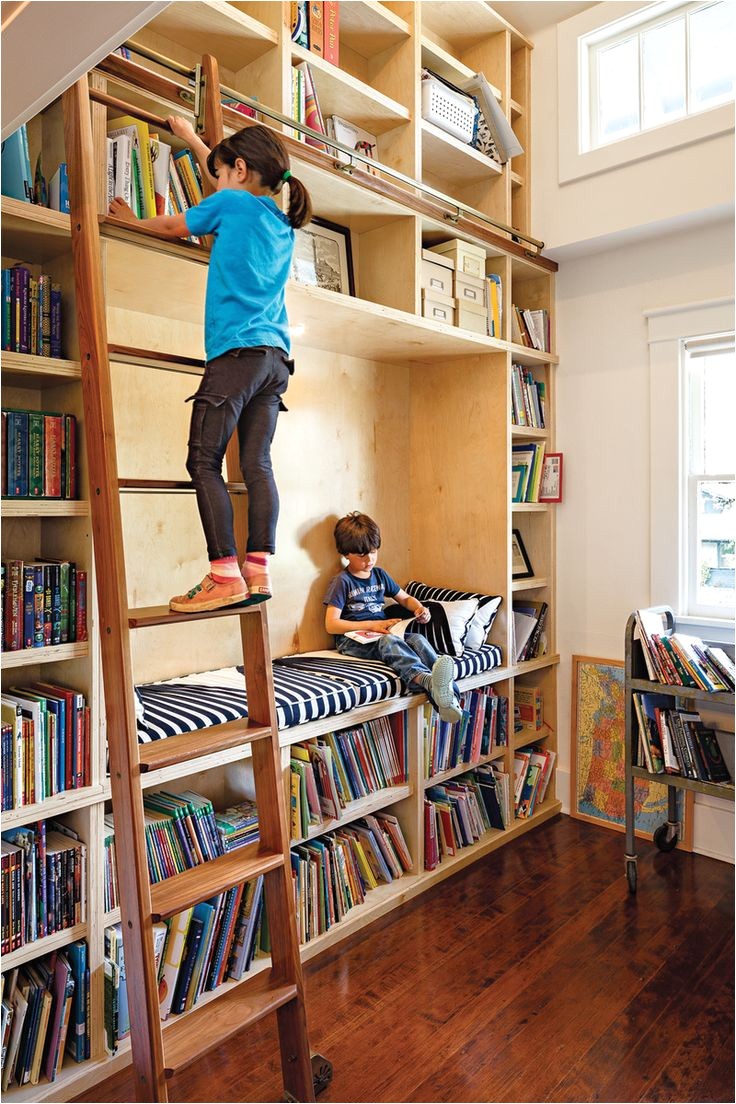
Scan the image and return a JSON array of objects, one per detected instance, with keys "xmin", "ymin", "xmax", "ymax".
[
  {"xmin": 511, "ymin": 528, "xmax": 534, "ymax": 579},
  {"xmin": 291, "ymin": 215, "xmax": 355, "ymax": 296}
]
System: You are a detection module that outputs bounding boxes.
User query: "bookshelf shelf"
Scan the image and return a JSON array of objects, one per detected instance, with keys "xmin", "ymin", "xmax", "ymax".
[
  {"xmin": 300, "ymin": 874, "xmax": 423, "ymax": 962},
  {"xmin": 511, "ymin": 171, "xmax": 524, "ymax": 188},
  {"xmin": 513, "ymin": 654, "xmax": 560, "ymax": 678},
  {"xmin": 2, "ymin": 923, "xmax": 88, "ymax": 973},
  {"xmin": 424, "ymin": 749, "xmax": 506, "ymax": 789},
  {"xmin": 512, "ymin": 502, "xmax": 548, "ymax": 514},
  {"xmin": 143, "ymin": 1, "xmax": 277, "ymax": 69},
  {"xmin": 513, "ymin": 727, "xmax": 552, "ymax": 751},
  {"xmin": 628, "ymin": 677, "xmax": 734, "ymax": 707},
  {"xmin": 291, "ymin": 43, "xmax": 411, "ymax": 132},
  {"xmin": 1, "ymin": 352, "xmax": 82, "ymax": 387},
  {"xmin": 512, "ymin": 576, "xmax": 549, "ymax": 592},
  {"xmin": 339, "ymin": 1, "xmax": 411, "ymax": 53},
  {"xmin": 511, "ymin": 425, "xmax": 547, "ymax": 440},
  {"xmin": 292, "ymin": 784, "xmax": 413, "ymax": 846},
  {"xmin": 509, "ymin": 99, "xmax": 523, "ymax": 118},
  {"xmin": 420, "ymin": 36, "xmax": 500, "ymax": 98},
  {"xmin": 421, "ymin": 0, "xmax": 532, "ymax": 52},
  {"xmin": 507, "ymin": 344, "xmax": 559, "ymax": 367},
  {"xmin": 1, "ymin": 785, "xmax": 105, "ymax": 829},
  {"xmin": 0, "ymin": 640, "xmax": 90, "ymax": 669},
  {"xmin": 1, "ymin": 198, "xmax": 71, "ymax": 263},
  {"xmin": 1, "ymin": 500, "xmax": 90, "ymax": 517},
  {"xmin": 420, "ymin": 120, "xmax": 503, "ymax": 186},
  {"xmin": 4, "ymin": 1053, "xmax": 96, "ymax": 1104},
  {"xmin": 631, "ymin": 765, "xmax": 735, "ymax": 801}
]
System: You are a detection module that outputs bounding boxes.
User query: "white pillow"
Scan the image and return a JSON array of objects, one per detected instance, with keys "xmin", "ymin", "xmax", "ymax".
[
  {"xmin": 389, "ymin": 598, "xmax": 479, "ymax": 657},
  {"xmin": 405, "ymin": 581, "xmax": 502, "ymax": 651}
]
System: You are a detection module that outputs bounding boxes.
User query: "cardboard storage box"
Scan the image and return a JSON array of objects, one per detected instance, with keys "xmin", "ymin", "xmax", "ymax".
[
  {"xmin": 421, "ymin": 289, "xmax": 456, "ymax": 325},
  {"xmin": 421, "ymin": 248, "xmax": 454, "ymax": 297},
  {"xmin": 454, "ymin": 270, "xmax": 486, "ymax": 308},
  {"xmin": 428, "ymin": 238, "xmax": 486, "ymax": 280},
  {"xmin": 456, "ymin": 299, "xmax": 488, "ymax": 335}
]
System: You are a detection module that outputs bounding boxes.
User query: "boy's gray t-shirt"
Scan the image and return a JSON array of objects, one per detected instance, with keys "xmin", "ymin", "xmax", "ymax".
[{"xmin": 323, "ymin": 568, "xmax": 400, "ymax": 623}]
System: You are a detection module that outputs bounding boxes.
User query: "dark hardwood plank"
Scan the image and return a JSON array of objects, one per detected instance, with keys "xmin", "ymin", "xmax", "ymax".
[{"xmin": 74, "ymin": 816, "xmax": 734, "ymax": 1104}]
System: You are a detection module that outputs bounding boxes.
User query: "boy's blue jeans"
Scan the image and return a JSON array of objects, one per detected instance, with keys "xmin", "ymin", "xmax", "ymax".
[{"xmin": 336, "ymin": 631, "xmax": 440, "ymax": 689}]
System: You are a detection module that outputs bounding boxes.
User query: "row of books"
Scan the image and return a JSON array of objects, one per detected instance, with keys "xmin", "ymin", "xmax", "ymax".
[
  {"xmin": 1, "ymin": 267, "xmax": 63, "ymax": 358},
  {"xmin": 291, "ymin": 813, "xmax": 412, "ymax": 945},
  {"xmin": 423, "ymin": 687, "xmax": 508, "ymax": 781},
  {"xmin": 424, "ymin": 764, "xmax": 509, "ymax": 870},
  {"xmin": 1, "ymin": 682, "xmax": 90, "ymax": 811},
  {"xmin": 513, "ymin": 745, "xmax": 556, "ymax": 818},
  {"xmin": 104, "ymin": 875, "xmax": 266, "ymax": 1054},
  {"xmin": 0, "ymin": 124, "xmax": 69, "ymax": 213},
  {"xmin": 633, "ymin": 694, "xmax": 731, "ymax": 783},
  {"xmin": 1, "ymin": 941, "xmax": 89, "ymax": 1091},
  {"xmin": 290, "ymin": 715, "xmax": 407, "ymax": 840},
  {"xmin": 291, "ymin": 1, "xmax": 339, "ymax": 65},
  {"xmin": 2, "ymin": 409, "xmax": 77, "ymax": 499},
  {"xmin": 140, "ymin": 791, "xmax": 258, "ymax": 885},
  {"xmin": 290, "ymin": 58, "xmax": 380, "ymax": 178},
  {"xmin": 512, "ymin": 441, "xmax": 545, "ymax": 503},
  {"xmin": 511, "ymin": 363, "xmax": 546, "ymax": 428},
  {"xmin": 2, "ymin": 560, "xmax": 88, "ymax": 653},
  {"xmin": 512, "ymin": 600, "xmax": 548, "ymax": 664},
  {"xmin": 634, "ymin": 609, "xmax": 735, "ymax": 692},
  {"xmin": 512, "ymin": 305, "xmax": 550, "ymax": 352},
  {"xmin": 1, "ymin": 820, "xmax": 86, "ymax": 955}
]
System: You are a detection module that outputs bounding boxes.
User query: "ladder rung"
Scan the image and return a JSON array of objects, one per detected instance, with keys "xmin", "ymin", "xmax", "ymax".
[
  {"xmin": 129, "ymin": 603, "xmax": 265, "ymax": 628},
  {"xmin": 162, "ymin": 971, "xmax": 298, "ymax": 1077},
  {"xmin": 108, "ymin": 343, "xmax": 205, "ymax": 369},
  {"xmin": 149, "ymin": 844, "xmax": 285, "ymax": 921},
  {"xmin": 138, "ymin": 719, "xmax": 272, "ymax": 773},
  {"xmin": 119, "ymin": 478, "xmax": 247, "ymax": 493}
]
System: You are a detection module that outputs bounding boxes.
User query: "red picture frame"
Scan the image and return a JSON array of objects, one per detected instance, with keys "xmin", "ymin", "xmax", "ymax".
[{"xmin": 539, "ymin": 452, "xmax": 563, "ymax": 503}]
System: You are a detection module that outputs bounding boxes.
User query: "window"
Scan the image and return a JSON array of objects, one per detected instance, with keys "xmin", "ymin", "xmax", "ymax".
[
  {"xmin": 683, "ymin": 335, "xmax": 735, "ymax": 617},
  {"xmin": 581, "ymin": 1, "xmax": 735, "ymax": 152}
]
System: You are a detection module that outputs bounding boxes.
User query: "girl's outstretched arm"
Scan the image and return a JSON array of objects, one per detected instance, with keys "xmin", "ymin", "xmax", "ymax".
[
  {"xmin": 167, "ymin": 115, "xmax": 217, "ymax": 192},
  {"xmin": 108, "ymin": 197, "xmax": 189, "ymax": 238}
]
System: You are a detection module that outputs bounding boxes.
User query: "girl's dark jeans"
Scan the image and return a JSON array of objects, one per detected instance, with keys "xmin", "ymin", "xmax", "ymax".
[{"xmin": 185, "ymin": 346, "xmax": 293, "ymax": 559}]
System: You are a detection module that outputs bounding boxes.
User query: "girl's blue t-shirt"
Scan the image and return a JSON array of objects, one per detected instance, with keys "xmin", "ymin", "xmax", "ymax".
[{"xmin": 185, "ymin": 189, "xmax": 295, "ymax": 361}]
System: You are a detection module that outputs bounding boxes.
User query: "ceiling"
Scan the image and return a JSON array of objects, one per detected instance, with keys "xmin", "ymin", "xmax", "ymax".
[{"xmin": 491, "ymin": 1, "xmax": 600, "ymax": 36}]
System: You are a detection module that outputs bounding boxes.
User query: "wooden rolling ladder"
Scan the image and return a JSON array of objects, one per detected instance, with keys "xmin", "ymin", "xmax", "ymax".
[{"xmin": 62, "ymin": 68, "xmax": 316, "ymax": 1103}]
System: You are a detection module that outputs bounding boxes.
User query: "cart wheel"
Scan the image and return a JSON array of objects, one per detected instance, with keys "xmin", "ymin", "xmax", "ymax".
[
  {"xmin": 312, "ymin": 1053, "xmax": 333, "ymax": 1096},
  {"xmin": 653, "ymin": 823, "xmax": 678, "ymax": 852},
  {"xmin": 626, "ymin": 859, "xmax": 637, "ymax": 894}
]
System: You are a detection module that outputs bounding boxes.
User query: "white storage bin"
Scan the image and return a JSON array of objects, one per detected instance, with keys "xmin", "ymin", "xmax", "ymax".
[
  {"xmin": 421, "ymin": 248, "xmax": 454, "ymax": 297},
  {"xmin": 455, "ymin": 270, "xmax": 486, "ymax": 307},
  {"xmin": 422, "ymin": 289, "xmax": 456, "ymax": 325},
  {"xmin": 456, "ymin": 300, "xmax": 488, "ymax": 335},
  {"xmin": 429, "ymin": 239, "xmax": 487, "ymax": 280},
  {"xmin": 421, "ymin": 74, "xmax": 477, "ymax": 145}
]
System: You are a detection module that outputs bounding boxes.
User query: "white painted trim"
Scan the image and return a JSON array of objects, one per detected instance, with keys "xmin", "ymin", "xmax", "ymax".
[{"xmin": 644, "ymin": 296, "xmax": 734, "ymax": 319}]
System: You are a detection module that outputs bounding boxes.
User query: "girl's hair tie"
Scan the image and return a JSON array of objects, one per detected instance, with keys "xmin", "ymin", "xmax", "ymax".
[{"xmin": 282, "ymin": 170, "xmax": 292, "ymax": 182}]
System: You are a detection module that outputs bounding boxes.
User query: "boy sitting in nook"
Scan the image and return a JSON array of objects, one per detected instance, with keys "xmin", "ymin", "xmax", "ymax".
[{"xmin": 324, "ymin": 512, "xmax": 462, "ymax": 723}]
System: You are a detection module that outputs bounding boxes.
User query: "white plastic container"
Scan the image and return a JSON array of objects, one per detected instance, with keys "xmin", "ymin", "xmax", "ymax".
[{"xmin": 421, "ymin": 74, "xmax": 477, "ymax": 145}]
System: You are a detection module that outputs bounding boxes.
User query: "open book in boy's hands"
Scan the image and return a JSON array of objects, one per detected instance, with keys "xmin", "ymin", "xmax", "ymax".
[{"xmin": 344, "ymin": 620, "xmax": 410, "ymax": 644}]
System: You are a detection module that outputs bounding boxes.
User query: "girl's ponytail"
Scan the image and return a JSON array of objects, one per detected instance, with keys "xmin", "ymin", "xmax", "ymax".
[
  {"xmin": 209, "ymin": 124, "xmax": 313, "ymax": 229},
  {"xmin": 283, "ymin": 175, "xmax": 312, "ymax": 229}
]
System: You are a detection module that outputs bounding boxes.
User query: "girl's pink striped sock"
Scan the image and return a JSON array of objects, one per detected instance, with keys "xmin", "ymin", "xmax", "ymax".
[{"xmin": 210, "ymin": 556, "xmax": 242, "ymax": 583}]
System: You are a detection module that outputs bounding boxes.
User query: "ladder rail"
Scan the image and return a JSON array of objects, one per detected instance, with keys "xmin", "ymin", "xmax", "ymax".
[{"xmin": 62, "ymin": 75, "xmax": 168, "ymax": 1102}]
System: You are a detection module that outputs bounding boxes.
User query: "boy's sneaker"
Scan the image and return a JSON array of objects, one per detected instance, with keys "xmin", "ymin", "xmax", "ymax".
[
  {"xmin": 169, "ymin": 574, "xmax": 247, "ymax": 613},
  {"xmin": 431, "ymin": 655, "xmax": 463, "ymax": 724}
]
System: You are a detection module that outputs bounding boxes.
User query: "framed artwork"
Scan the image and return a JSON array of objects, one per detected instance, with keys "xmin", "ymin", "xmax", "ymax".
[
  {"xmin": 570, "ymin": 656, "xmax": 693, "ymax": 848},
  {"xmin": 511, "ymin": 528, "xmax": 534, "ymax": 579},
  {"xmin": 539, "ymin": 452, "xmax": 563, "ymax": 502},
  {"xmin": 291, "ymin": 216, "xmax": 355, "ymax": 295}
]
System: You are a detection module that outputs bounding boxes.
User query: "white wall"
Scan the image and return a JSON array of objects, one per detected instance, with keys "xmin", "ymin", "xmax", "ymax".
[{"xmin": 531, "ymin": 5, "xmax": 735, "ymax": 862}]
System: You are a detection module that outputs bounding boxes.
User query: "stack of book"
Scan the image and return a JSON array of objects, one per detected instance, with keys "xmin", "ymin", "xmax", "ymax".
[
  {"xmin": 634, "ymin": 609, "xmax": 735, "ymax": 692},
  {"xmin": 511, "ymin": 441, "xmax": 545, "ymax": 503},
  {"xmin": 214, "ymin": 799, "xmax": 259, "ymax": 851},
  {"xmin": 513, "ymin": 745, "xmax": 556, "ymax": 818},
  {"xmin": 511, "ymin": 364, "xmax": 546, "ymax": 428},
  {"xmin": 291, "ymin": 813, "xmax": 412, "ymax": 944},
  {"xmin": 139, "ymin": 790, "xmax": 228, "ymax": 884},
  {"xmin": 1, "ymin": 940, "xmax": 89, "ymax": 1090},
  {"xmin": 1, "ymin": 821, "xmax": 86, "ymax": 953},
  {"xmin": 633, "ymin": 693, "xmax": 731, "ymax": 783},
  {"xmin": 291, "ymin": 1, "xmax": 339, "ymax": 65},
  {"xmin": 512, "ymin": 305, "xmax": 549, "ymax": 352},
  {"xmin": 512, "ymin": 600, "xmax": 548, "ymax": 663},
  {"xmin": 2, "ymin": 561, "xmax": 88, "ymax": 652},
  {"xmin": 1, "ymin": 267, "xmax": 62, "ymax": 357},
  {"xmin": 2, "ymin": 409, "xmax": 77, "ymax": 499},
  {"xmin": 423, "ymin": 686, "xmax": 508, "ymax": 780},
  {"xmin": 1, "ymin": 681, "xmax": 91, "ymax": 810},
  {"xmin": 424, "ymin": 763, "xmax": 509, "ymax": 870}
]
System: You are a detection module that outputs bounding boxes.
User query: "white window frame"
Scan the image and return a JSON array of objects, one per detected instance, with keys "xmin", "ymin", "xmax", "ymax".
[
  {"xmin": 558, "ymin": 1, "xmax": 734, "ymax": 184},
  {"xmin": 646, "ymin": 298, "xmax": 735, "ymax": 638}
]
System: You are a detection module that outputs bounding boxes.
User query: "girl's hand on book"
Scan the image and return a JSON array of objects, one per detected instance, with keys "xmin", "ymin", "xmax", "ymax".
[
  {"xmin": 109, "ymin": 197, "xmax": 138, "ymax": 221},
  {"xmin": 167, "ymin": 115, "xmax": 198, "ymax": 144}
]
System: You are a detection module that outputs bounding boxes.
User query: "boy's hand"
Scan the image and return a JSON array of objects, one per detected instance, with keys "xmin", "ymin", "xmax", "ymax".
[
  {"xmin": 414, "ymin": 605, "xmax": 431, "ymax": 624},
  {"xmin": 167, "ymin": 115, "xmax": 198, "ymax": 143},
  {"xmin": 109, "ymin": 197, "xmax": 137, "ymax": 221},
  {"xmin": 374, "ymin": 619, "xmax": 401, "ymax": 633}
]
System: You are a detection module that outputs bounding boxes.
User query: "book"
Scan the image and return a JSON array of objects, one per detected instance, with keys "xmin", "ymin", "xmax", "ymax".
[
  {"xmin": 515, "ymin": 685, "xmax": 543, "ymax": 731},
  {"xmin": 323, "ymin": 1, "xmax": 339, "ymax": 65},
  {"xmin": 296, "ymin": 61, "xmax": 327, "ymax": 151},
  {"xmin": 1, "ymin": 126, "xmax": 33, "ymax": 202},
  {"xmin": 291, "ymin": 1, "xmax": 308, "ymax": 46},
  {"xmin": 308, "ymin": 1, "xmax": 324, "ymax": 57},
  {"xmin": 326, "ymin": 115, "xmax": 379, "ymax": 174},
  {"xmin": 458, "ymin": 73, "xmax": 523, "ymax": 163},
  {"xmin": 48, "ymin": 164, "xmax": 69, "ymax": 213},
  {"xmin": 149, "ymin": 134, "xmax": 172, "ymax": 215},
  {"xmin": 107, "ymin": 116, "xmax": 157, "ymax": 218}
]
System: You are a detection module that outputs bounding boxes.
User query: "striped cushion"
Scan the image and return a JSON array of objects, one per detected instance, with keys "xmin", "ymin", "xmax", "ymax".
[
  {"xmin": 135, "ymin": 646, "xmax": 502, "ymax": 743},
  {"xmin": 405, "ymin": 581, "xmax": 502, "ymax": 651}
]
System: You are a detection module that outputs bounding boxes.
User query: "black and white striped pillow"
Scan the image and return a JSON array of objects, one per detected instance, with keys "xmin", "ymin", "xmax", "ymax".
[
  {"xmin": 388, "ymin": 598, "xmax": 479, "ymax": 657},
  {"xmin": 405, "ymin": 581, "xmax": 502, "ymax": 651}
]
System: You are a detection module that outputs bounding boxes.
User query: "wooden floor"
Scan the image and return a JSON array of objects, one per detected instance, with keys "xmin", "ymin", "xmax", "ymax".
[{"xmin": 77, "ymin": 815, "xmax": 734, "ymax": 1104}]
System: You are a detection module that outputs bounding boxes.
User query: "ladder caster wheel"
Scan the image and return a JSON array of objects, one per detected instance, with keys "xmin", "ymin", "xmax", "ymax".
[
  {"xmin": 311, "ymin": 1053, "xmax": 333, "ymax": 1096},
  {"xmin": 653, "ymin": 823, "xmax": 678, "ymax": 852},
  {"xmin": 626, "ymin": 859, "xmax": 637, "ymax": 894}
]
